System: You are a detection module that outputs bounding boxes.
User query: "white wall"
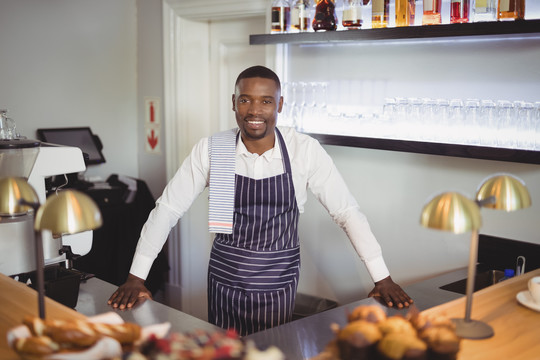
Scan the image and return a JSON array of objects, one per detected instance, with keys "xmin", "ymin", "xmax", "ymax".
[
  {"xmin": 0, "ymin": 0, "xmax": 140, "ymax": 184},
  {"xmin": 136, "ymin": 0, "xmax": 167, "ymax": 198},
  {"xmin": 297, "ymin": 146, "xmax": 540, "ymax": 304}
]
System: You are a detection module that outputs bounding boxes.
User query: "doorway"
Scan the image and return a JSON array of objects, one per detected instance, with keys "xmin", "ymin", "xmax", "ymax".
[{"xmin": 162, "ymin": 0, "xmax": 268, "ymax": 320}]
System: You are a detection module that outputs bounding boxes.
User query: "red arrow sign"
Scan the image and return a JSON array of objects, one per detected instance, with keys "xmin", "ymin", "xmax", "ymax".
[
  {"xmin": 147, "ymin": 129, "xmax": 158, "ymax": 149},
  {"xmin": 150, "ymin": 101, "xmax": 155, "ymax": 123}
]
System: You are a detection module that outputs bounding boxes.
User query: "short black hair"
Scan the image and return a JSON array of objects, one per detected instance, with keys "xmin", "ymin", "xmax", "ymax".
[{"xmin": 235, "ymin": 65, "xmax": 281, "ymax": 90}]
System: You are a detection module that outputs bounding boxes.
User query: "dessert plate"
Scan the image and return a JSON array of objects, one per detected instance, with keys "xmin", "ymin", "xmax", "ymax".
[{"xmin": 516, "ymin": 290, "xmax": 540, "ymax": 312}]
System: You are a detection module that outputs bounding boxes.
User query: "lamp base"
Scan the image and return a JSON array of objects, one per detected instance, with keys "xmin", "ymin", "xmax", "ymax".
[{"xmin": 451, "ymin": 318, "xmax": 494, "ymax": 339}]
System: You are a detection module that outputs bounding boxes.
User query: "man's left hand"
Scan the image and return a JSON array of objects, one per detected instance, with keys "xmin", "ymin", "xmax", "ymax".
[{"xmin": 368, "ymin": 276, "xmax": 413, "ymax": 309}]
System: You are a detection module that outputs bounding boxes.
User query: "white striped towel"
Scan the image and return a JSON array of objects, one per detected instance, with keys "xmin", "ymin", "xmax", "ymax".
[{"xmin": 208, "ymin": 128, "xmax": 238, "ymax": 234}]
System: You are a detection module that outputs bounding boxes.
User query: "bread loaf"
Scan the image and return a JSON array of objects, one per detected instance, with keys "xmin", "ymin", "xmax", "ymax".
[{"xmin": 12, "ymin": 316, "xmax": 142, "ymax": 358}]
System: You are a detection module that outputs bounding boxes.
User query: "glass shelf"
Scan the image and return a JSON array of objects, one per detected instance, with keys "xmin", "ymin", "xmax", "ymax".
[
  {"xmin": 250, "ymin": 19, "xmax": 540, "ymax": 45},
  {"xmin": 305, "ymin": 132, "xmax": 540, "ymax": 165}
]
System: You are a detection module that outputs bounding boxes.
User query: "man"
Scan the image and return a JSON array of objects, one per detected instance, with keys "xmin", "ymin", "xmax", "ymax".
[{"xmin": 109, "ymin": 65, "xmax": 413, "ymax": 336}]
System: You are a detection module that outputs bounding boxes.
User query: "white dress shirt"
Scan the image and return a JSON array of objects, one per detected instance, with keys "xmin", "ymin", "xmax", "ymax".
[{"xmin": 130, "ymin": 127, "xmax": 390, "ymax": 283}]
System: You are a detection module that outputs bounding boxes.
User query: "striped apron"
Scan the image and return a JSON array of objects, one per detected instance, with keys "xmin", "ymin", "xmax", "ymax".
[{"xmin": 208, "ymin": 129, "xmax": 300, "ymax": 336}]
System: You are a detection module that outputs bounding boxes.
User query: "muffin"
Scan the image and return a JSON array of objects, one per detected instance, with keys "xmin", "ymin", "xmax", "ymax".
[
  {"xmin": 419, "ymin": 326, "xmax": 461, "ymax": 360},
  {"xmin": 337, "ymin": 320, "xmax": 382, "ymax": 360},
  {"xmin": 347, "ymin": 305, "xmax": 387, "ymax": 324},
  {"xmin": 409, "ymin": 313, "xmax": 455, "ymax": 333},
  {"xmin": 378, "ymin": 316, "xmax": 417, "ymax": 337},
  {"xmin": 377, "ymin": 332, "xmax": 428, "ymax": 360}
]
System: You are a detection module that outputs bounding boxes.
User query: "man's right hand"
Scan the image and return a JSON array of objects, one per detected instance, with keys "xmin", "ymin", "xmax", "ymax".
[{"xmin": 108, "ymin": 274, "xmax": 152, "ymax": 310}]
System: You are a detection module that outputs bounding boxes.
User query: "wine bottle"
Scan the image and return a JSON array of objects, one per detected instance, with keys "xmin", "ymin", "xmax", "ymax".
[
  {"xmin": 396, "ymin": 0, "xmax": 415, "ymax": 27},
  {"xmin": 497, "ymin": 0, "xmax": 525, "ymax": 21},
  {"xmin": 291, "ymin": 0, "xmax": 311, "ymax": 32},
  {"xmin": 312, "ymin": 0, "xmax": 337, "ymax": 31},
  {"xmin": 451, "ymin": 0, "xmax": 470, "ymax": 23},
  {"xmin": 473, "ymin": 0, "xmax": 496, "ymax": 22},
  {"xmin": 271, "ymin": 0, "xmax": 291, "ymax": 33},
  {"xmin": 372, "ymin": 0, "xmax": 390, "ymax": 28},
  {"xmin": 342, "ymin": 0, "xmax": 363, "ymax": 29},
  {"xmin": 423, "ymin": 0, "xmax": 442, "ymax": 25}
]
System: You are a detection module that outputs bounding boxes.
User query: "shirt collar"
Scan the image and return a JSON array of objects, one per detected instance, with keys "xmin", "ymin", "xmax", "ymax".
[{"xmin": 236, "ymin": 129, "xmax": 282, "ymax": 161}]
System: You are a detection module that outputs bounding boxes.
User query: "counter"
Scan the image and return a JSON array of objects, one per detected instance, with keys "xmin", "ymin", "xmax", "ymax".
[
  {"xmin": 0, "ymin": 274, "xmax": 218, "ymax": 360},
  {"xmin": 246, "ymin": 268, "xmax": 540, "ymax": 359},
  {"xmin": 75, "ymin": 276, "xmax": 219, "ymax": 333},
  {"xmin": 0, "ymin": 273, "xmax": 86, "ymax": 360},
  {"xmin": 421, "ymin": 268, "xmax": 540, "ymax": 360},
  {"xmin": 2, "ymin": 268, "xmax": 539, "ymax": 359},
  {"xmin": 244, "ymin": 267, "xmax": 467, "ymax": 358}
]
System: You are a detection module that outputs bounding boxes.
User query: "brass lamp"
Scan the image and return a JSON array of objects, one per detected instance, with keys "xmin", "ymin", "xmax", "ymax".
[
  {"xmin": 0, "ymin": 177, "xmax": 39, "ymax": 215},
  {"xmin": 0, "ymin": 177, "xmax": 102, "ymax": 319},
  {"xmin": 420, "ymin": 173, "xmax": 531, "ymax": 340},
  {"xmin": 476, "ymin": 173, "xmax": 531, "ymax": 211}
]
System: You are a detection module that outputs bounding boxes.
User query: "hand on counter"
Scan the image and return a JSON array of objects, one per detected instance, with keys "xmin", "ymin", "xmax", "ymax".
[
  {"xmin": 368, "ymin": 276, "xmax": 413, "ymax": 309},
  {"xmin": 107, "ymin": 274, "xmax": 152, "ymax": 310}
]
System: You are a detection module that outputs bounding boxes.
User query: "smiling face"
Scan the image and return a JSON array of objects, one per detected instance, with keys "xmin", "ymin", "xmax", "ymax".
[{"xmin": 232, "ymin": 77, "xmax": 283, "ymax": 155}]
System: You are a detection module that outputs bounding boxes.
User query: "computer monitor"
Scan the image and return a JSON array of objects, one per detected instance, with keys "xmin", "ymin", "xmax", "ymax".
[{"xmin": 37, "ymin": 127, "xmax": 106, "ymax": 165}]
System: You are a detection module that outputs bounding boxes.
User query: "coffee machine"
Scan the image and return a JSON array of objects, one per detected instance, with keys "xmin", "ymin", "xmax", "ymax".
[{"xmin": 0, "ymin": 138, "xmax": 92, "ymax": 276}]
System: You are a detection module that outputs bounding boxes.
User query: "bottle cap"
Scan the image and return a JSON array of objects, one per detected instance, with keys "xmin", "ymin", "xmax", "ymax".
[{"xmin": 504, "ymin": 269, "xmax": 515, "ymax": 278}]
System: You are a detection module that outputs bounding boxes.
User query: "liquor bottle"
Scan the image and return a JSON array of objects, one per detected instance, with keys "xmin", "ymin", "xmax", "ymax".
[
  {"xmin": 342, "ymin": 0, "xmax": 363, "ymax": 29},
  {"xmin": 423, "ymin": 0, "xmax": 442, "ymax": 25},
  {"xmin": 372, "ymin": 0, "xmax": 390, "ymax": 28},
  {"xmin": 497, "ymin": 0, "xmax": 525, "ymax": 21},
  {"xmin": 291, "ymin": 0, "xmax": 311, "ymax": 32},
  {"xmin": 395, "ymin": 0, "xmax": 415, "ymax": 27},
  {"xmin": 451, "ymin": 0, "xmax": 470, "ymax": 23},
  {"xmin": 312, "ymin": 0, "xmax": 337, "ymax": 31},
  {"xmin": 473, "ymin": 0, "xmax": 496, "ymax": 22},
  {"xmin": 271, "ymin": 0, "xmax": 290, "ymax": 33}
]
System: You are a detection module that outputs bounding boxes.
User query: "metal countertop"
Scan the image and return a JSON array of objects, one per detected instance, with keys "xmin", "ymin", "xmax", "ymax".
[
  {"xmin": 76, "ymin": 267, "xmax": 468, "ymax": 359},
  {"xmin": 75, "ymin": 277, "xmax": 220, "ymax": 333},
  {"xmin": 245, "ymin": 267, "xmax": 467, "ymax": 359}
]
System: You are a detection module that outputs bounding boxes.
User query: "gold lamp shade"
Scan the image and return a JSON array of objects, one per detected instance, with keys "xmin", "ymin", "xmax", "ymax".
[
  {"xmin": 420, "ymin": 192, "xmax": 482, "ymax": 234},
  {"xmin": 34, "ymin": 190, "xmax": 102, "ymax": 235},
  {"xmin": 476, "ymin": 174, "xmax": 531, "ymax": 212},
  {"xmin": 0, "ymin": 177, "xmax": 39, "ymax": 216}
]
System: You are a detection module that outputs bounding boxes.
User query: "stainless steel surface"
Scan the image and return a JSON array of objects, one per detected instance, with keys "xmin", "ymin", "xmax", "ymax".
[
  {"xmin": 0, "ymin": 214, "xmax": 36, "ymax": 275},
  {"xmin": 76, "ymin": 277, "xmax": 220, "ymax": 333},
  {"xmin": 245, "ymin": 267, "xmax": 467, "ymax": 359},
  {"xmin": 439, "ymin": 269, "xmax": 505, "ymax": 295},
  {"xmin": 76, "ymin": 268, "xmax": 469, "ymax": 359}
]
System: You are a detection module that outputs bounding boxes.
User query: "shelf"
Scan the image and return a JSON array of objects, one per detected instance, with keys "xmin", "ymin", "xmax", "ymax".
[
  {"xmin": 250, "ymin": 19, "xmax": 540, "ymax": 45},
  {"xmin": 306, "ymin": 133, "xmax": 540, "ymax": 165},
  {"xmin": 252, "ymin": 19, "xmax": 540, "ymax": 165}
]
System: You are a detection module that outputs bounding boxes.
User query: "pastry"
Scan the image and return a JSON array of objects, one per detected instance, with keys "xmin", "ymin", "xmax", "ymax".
[
  {"xmin": 378, "ymin": 316, "xmax": 417, "ymax": 337},
  {"xmin": 336, "ymin": 320, "xmax": 382, "ymax": 360},
  {"xmin": 409, "ymin": 313, "xmax": 455, "ymax": 333},
  {"xmin": 347, "ymin": 305, "xmax": 387, "ymax": 323},
  {"xmin": 91, "ymin": 322, "xmax": 142, "ymax": 345},
  {"xmin": 45, "ymin": 318, "xmax": 99, "ymax": 348},
  {"xmin": 419, "ymin": 326, "xmax": 461, "ymax": 360},
  {"xmin": 377, "ymin": 332, "xmax": 427, "ymax": 360},
  {"xmin": 127, "ymin": 329, "xmax": 285, "ymax": 360},
  {"xmin": 13, "ymin": 336, "xmax": 60, "ymax": 356},
  {"xmin": 12, "ymin": 316, "xmax": 143, "ymax": 358}
]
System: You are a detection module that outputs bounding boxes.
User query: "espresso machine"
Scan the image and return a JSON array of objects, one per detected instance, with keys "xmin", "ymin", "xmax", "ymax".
[{"xmin": 0, "ymin": 112, "xmax": 93, "ymax": 278}]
